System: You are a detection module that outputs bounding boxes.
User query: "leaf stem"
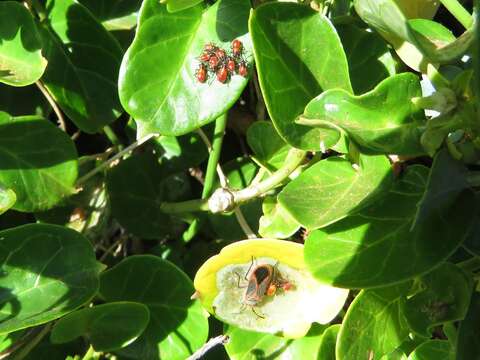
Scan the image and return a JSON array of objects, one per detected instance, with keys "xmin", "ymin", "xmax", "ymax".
[
  {"xmin": 81, "ymin": 345, "xmax": 99, "ymax": 360},
  {"xmin": 103, "ymin": 125, "xmax": 122, "ymax": 147},
  {"xmin": 76, "ymin": 133, "xmax": 158, "ymax": 186},
  {"xmin": 160, "ymin": 148, "xmax": 306, "ymax": 214},
  {"xmin": 457, "ymin": 256, "xmax": 480, "ymax": 272},
  {"xmin": 160, "ymin": 198, "xmax": 210, "ymax": 213},
  {"xmin": 35, "ymin": 81, "xmax": 66, "ymax": 131},
  {"xmin": 202, "ymin": 114, "xmax": 228, "ymax": 198},
  {"xmin": 439, "ymin": 0, "xmax": 473, "ymax": 29},
  {"xmin": 232, "ymin": 148, "xmax": 306, "ymax": 204}
]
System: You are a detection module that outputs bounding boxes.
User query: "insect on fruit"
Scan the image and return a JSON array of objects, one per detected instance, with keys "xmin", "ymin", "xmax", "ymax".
[
  {"xmin": 232, "ymin": 39, "xmax": 243, "ymax": 57},
  {"xmin": 217, "ymin": 66, "xmax": 228, "ymax": 83},
  {"xmin": 235, "ymin": 258, "xmax": 294, "ymax": 319},
  {"xmin": 195, "ymin": 64, "xmax": 207, "ymax": 83}
]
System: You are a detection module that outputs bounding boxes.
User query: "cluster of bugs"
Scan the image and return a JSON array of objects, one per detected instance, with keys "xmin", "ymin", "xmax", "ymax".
[
  {"xmin": 195, "ymin": 39, "xmax": 248, "ymax": 84},
  {"xmin": 235, "ymin": 257, "xmax": 295, "ymax": 319}
]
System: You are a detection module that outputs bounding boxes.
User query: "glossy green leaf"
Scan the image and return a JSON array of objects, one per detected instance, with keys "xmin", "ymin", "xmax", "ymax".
[
  {"xmin": 337, "ymin": 24, "xmax": 395, "ymax": 94},
  {"xmin": 318, "ymin": 324, "xmax": 340, "ymax": 360},
  {"xmin": 0, "ymin": 223, "xmax": 99, "ymax": 334},
  {"xmin": 167, "ymin": 0, "xmax": 203, "ymax": 13},
  {"xmin": 457, "ymin": 292, "xmax": 480, "ymax": 360},
  {"xmin": 395, "ymin": 0, "xmax": 440, "ymax": 19},
  {"xmin": 0, "ymin": 1, "xmax": 47, "ymax": 86},
  {"xmin": 279, "ymin": 155, "xmax": 392, "ymax": 230},
  {"xmin": 299, "ymin": 73, "xmax": 425, "ymax": 155},
  {"xmin": 259, "ymin": 195, "xmax": 300, "ymax": 239},
  {"xmin": 250, "ymin": 2, "xmax": 349, "ymax": 150},
  {"xmin": 0, "ymin": 184, "xmax": 15, "ymax": 215},
  {"xmin": 408, "ymin": 19, "xmax": 473, "ymax": 64},
  {"xmin": 154, "ymin": 133, "xmax": 209, "ymax": 173},
  {"xmin": 246, "ymin": 121, "xmax": 291, "ymax": 171},
  {"xmin": 354, "ymin": 0, "xmax": 473, "ymax": 69},
  {"xmin": 40, "ymin": 0, "xmax": 123, "ymax": 133},
  {"xmin": 120, "ymin": 0, "xmax": 252, "ymax": 137},
  {"xmin": 337, "ymin": 283, "xmax": 411, "ymax": 360},
  {"xmin": 51, "ymin": 302, "xmax": 150, "ymax": 352},
  {"xmin": 0, "ymin": 112, "xmax": 78, "ymax": 212},
  {"xmin": 407, "ymin": 340, "xmax": 454, "ymax": 360},
  {"xmin": 402, "ymin": 263, "xmax": 472, "ymax": 337},
  {"xmin": 107, "ymin": 152, "xmax": 190, "ymax": 239},
  {"xmin": 225, "ymin": 324, "xmax": 326, "ymax": 360},
  {"xmin": 305, "ymin": 164, "xmax": 475, "ymax": 288},
  {"xmin": 99, "ymin": 255, "xmax": 208, "ymax": 360}
]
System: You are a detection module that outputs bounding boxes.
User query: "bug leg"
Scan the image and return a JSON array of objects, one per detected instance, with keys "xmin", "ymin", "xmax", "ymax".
[
  {"xmin": 234, "ymin": 271, "xmax": 247, "ymax": 288},
  {"xmin": 251, "ymin": 306, "xmax": 265, "ymax": 319},
  {"xmin": 245, "ymin": 256, "xmax": 255, "ymax": 281}
]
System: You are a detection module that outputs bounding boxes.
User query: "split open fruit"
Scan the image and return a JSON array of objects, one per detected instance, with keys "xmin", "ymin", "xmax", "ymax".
[{"xmin": 193, "ymin": 239, "xmax": 349, "ymax": 338}]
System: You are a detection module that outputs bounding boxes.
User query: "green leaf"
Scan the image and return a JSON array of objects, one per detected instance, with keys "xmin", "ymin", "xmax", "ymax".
[
  {"xmin": 119, "ymin": 0, "xmax": 252, "ymax": 137},
  {"xmin": 154, "ymin": 133, "xmax": 209, "ymax": 173},
  {"xmin": 167, "ymin": 0, "xmax": 203, "ymax": 13},
  {"xmin": 0, "ymin": 223, "xmax": 99, "ymax": 334},
  {"xmin": 0, "ymin": 184, "xmax": 15, "ymax": 215},
  {"xmin": 225, "ymin": 324, "xmax": 325, "ymax": 360},
  {"xmin": 318, "ymin": 324, "xmax": 340, "ymax": 360},
  {"xmin": 402, "ymin": 263, "xmax": 472, "ymax": 337},
  {"xmin": 249, "ymin": 2, "xmax": 349, "ymax": 150},
  {"xmin": 279, "ymin": 155, "xmax": 392, "ymax": 230},
  {"xmin": 39, "ymin": 0, "xmax": 123, "ymax": 133},
  {"xmin": 99, "ymin": 255, "xmax": 208, "ymax": 360},
  {"xmin": 408, "ymin": 19, "xmax": 473, "ymax": 64},
  {"xmin": 51, "ymin": 302, "xmax": 150, "ymax": 352},
  {"xmin": 337, "ymin": 24, "xmax": 395, "ymax": 94},
  {"xmin": 394, "ymin": 0, "xmax": 440, "ymax": 19},
  {"xmin": 305, "ymin": 164, "xmax": 475, "ymax": 288},
  {"xmin": 457, "ymin": 292, "xmax": 480, "ymax": 360},
  {"xmin": 0, "ymin": 1, "xmax": 47, "ymax": 86},
  {"xmin": 407, "ymin": 340, "xmax": 454, "ymax": 360},
  {"xmin": 106, "ymin": 152, "xmax": 190, "ymax": 239},
  {"xmin": 0, "ymin": 112, "xmax": 78, "ymax": 212},
  {"xmin": 337, "ymin": 283, "xmax": 411, "ymax": 360},
  {"xmin": 299, "ymin": 73, "xmax": 425, "ymax": 155},
  {"xmin": 246, "ymin": 121, "xmax": 291, "ymax": 171},
  {"xmin": 259, "ymin": 195, "xmax": 300, "ymax": 239},
  {"xmin": 353, "ymin": 0, "xmax": 473, "ymax": 69}
]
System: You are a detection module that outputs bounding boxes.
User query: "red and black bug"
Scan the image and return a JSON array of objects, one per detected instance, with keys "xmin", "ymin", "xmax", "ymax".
[
  {"xmin": 231, "ymin": 39, "xmax": 243, "ymax": 57},
  {"xmin": 215, "ymin": 48, "xmax": 226, "ymax": 60},
  {"xmin": 204, "ymin": 42, "xmax": 217, "ymax": 53},
  {"xmin": 195, "ymin": 64, "xmax": 207, "ymax": 83},
  {"xmin": 216, "ymin": 66, "xmax": 229, "ymax": 83},
  {"xmin": 199, "ymin": 52, "xmax": 210, "ymax": 62},
  {"xmin": 227, "ymin": 58, "xmax": 236, "ymax": 73},
  {"xmin": 208, "ymin": 55, "xmax": 219, "ymax": 70},
  {"xmin": 235, "ymin": 258, "xmax": 294, "ymax": 319},
  {"xmin": 238, "ymin": 61, "xmax": 248, "ymax": 77}
]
